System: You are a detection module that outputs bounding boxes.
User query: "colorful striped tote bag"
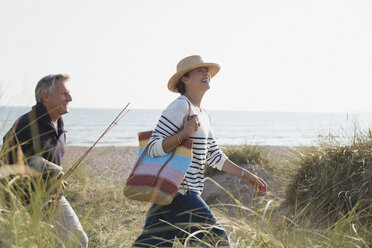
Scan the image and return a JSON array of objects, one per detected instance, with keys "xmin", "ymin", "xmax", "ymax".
[
  {"xmin": 123, "ymin": 102, "xmax": 193, "ymax": 205},
  {"xmin": 123, "ymin": 131, "xmax": 193, "ymax": 205}
]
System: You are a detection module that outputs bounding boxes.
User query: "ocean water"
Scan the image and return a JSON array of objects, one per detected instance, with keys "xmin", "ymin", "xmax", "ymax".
[{"xmin": 1, "ymin": 106, "xmax": 372, "ymax": 147}]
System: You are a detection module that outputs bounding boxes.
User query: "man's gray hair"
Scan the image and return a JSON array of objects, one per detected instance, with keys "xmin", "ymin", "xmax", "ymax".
[{"xmin": 35, "ymin": 74, "xmax": 69, "ymax": 103}]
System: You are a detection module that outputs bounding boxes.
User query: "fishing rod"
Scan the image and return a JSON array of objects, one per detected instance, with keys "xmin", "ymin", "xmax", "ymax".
[
  {"xmin": 44, "ymin": 102, "xmax": 130, "ymax": 211},
  {"xmin": 63, "ymin": 102, "xmax": 130, "ymax": 180}
]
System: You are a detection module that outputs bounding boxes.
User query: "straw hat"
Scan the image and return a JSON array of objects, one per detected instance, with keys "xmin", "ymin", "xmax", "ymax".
[{"xmin": 168, "ymin": 55, "xmax": 220, "ymax": 93}]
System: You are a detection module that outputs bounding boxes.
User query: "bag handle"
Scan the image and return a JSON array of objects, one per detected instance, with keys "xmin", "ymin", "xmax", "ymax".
[
  {"xmin": 152, "ymin": 100, "xmax": 192, "ymax": 185},
  {"xmin": 129, "ymin": 143, "xmax": 152, "ymax": 178},
  {"xmin": 130, "ymin": 100, "xmax": 192, "ymax": 186},
  {"xmin": 185, "ymin": 99, "xmax": 192, "ymax": 121}
]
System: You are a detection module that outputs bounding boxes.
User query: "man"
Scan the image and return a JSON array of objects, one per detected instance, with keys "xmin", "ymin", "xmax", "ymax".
[{"xmin": 1, "ymin": 74, "xmax": 88, "ymax": 247}]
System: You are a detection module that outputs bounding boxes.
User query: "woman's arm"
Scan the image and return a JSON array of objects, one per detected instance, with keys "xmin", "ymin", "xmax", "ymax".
[
  {"xmin": 148, "ymin": 98, "xmax": 194, "ymax": 157},
  {"xmin": 221, "ymin": 159, "xmax": 267, "ymax": 195},
  {"xmin": 161, "ymin": 115, "xmax": 199, "ymax": 153}
]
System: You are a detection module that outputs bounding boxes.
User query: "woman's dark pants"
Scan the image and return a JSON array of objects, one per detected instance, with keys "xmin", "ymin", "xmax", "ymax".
[{"xmin": 133, "ymin": 191, "xmax": 230, "ymax": 247}]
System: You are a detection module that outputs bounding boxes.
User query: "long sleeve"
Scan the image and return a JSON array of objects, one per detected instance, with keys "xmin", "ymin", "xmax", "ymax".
[
  {"xmin": 148, "ymin": 97, "xmax": 189, "ymax": 157},
  {"xmin": 28, "ymin": 156, "xmax": 63, "ymax": 178},
  {"xmin": 1, "ymin": 117, "xmax": 32, "ymax": 166},
  {"xmin": 146, "ymin": 95, "xmax": 228, "ymax": 194},
  {"xmin": 206, "ymin": 137, "xmax": 227, "ymax": 171}
]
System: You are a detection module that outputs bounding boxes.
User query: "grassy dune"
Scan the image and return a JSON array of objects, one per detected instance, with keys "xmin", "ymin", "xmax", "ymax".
[{"xmin": 0, "ymin": 141, "xmax": 371, "ymax": 247}]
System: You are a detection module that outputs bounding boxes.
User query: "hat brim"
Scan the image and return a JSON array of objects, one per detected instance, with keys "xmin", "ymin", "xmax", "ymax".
[{"xmin": 167, "ymin": 63, "xmax": 220, "ymax": 93}]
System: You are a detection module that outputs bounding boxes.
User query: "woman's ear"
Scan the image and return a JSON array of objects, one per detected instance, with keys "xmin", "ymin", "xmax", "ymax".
[{"xmin": 181, "ymin": 76, "xmax": 188, "ymax": 84}]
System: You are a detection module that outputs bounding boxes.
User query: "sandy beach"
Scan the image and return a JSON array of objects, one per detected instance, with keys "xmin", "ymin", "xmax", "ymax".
[
  {"xmin": 62, "ymin": 145, "xmax": 303, "ymax": 205},
  {"xmin": 63, "ymin": 146, "xmax": 138, "ymax": 185},
  {"xmin": 62, "ymin": 145, "xmax": 297, "ymax": 179}
]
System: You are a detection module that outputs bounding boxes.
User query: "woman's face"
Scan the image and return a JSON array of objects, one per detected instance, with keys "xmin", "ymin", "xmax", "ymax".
[{"xmin": 182, "ymin": 67, "xmax": 211, "ymax": 93}]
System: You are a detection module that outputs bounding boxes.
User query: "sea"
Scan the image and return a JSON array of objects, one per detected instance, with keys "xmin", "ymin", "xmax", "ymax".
[{"xmin": 1, "ymin": 106, "xmax": 372, "ymax": 147}]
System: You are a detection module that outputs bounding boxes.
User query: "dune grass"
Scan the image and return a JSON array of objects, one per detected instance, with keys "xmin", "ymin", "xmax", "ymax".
[
  {"xmin": 0, "ymin": 133, "xmax": 371, "ymax": 247},
  {"xmin": 0, "ymin": 174, "xmax": 66, "ymax": 247},
  {"xmin": 285, "ymin": 131, "xmax": 372, "ymax": 224},
  {"xmin": 204, "ymin": 145, "xmax": 270, "ymax": 177}
]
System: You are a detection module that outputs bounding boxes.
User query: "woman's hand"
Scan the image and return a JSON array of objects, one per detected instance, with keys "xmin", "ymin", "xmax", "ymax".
[
  {"xmin": 244, "ymin": 171, "xmax": 267, "ymax": 195},
  {"xmin": 180, "ymin": 114, "xmax": 200, "ymax": 139},
  {"xmin": 222, "ymin": 159, "xmax": 268, "ymax": 195},
  {"xmin": 161, "ymin": 114, "xmax": 200, "ymax": 153}
]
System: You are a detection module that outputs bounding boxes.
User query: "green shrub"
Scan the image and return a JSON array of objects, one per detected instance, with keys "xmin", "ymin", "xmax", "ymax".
[
  {"xmin": 285, "ymin": 132, "xmax": 372, "ymax": 225},
  {"xmin": 224, "ymin": 145, "xmax": 269, "ymax": 165},
  {"xmin": 205, "ymin": 145, "xmax": 269, "ymax": 176}
]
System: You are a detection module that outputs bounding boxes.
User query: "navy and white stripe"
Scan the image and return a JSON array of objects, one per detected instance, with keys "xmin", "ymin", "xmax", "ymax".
[{"xmin": 148, "ymin": 95, "xmax": 227, "ymax": 194}]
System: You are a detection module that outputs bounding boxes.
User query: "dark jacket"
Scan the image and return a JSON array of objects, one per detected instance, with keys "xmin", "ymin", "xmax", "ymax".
[{"xmin": 1, "ymin": 102, "xmax": 66, "ymax": 168}]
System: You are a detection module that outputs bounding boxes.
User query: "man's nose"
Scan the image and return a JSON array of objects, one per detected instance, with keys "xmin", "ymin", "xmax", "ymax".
[{"xmin": 67, "ymin": 94, "xmax": 72, "ymax": 102}]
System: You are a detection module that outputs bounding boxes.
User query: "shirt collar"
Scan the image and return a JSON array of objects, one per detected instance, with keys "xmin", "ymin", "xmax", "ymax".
[{"xmin": 33, "ymin": 102, "xmax": 65, "ymax": 132}]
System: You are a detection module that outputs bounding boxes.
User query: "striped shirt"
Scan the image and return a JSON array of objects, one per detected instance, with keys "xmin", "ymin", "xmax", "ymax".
[{"xmin": 148, "ymin": 95, "xmax": 227, "ymax": 194}]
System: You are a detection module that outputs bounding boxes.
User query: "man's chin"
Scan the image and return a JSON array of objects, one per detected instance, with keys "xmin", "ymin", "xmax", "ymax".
[{"xmin": 61, "ymin": 108, "xmax": 69, "ymax": 115}]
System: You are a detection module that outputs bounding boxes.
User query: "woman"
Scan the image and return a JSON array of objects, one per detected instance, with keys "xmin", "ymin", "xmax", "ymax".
[{"xmin": 133, "ymin": 55, "xmax": 267, "ymax": 247}]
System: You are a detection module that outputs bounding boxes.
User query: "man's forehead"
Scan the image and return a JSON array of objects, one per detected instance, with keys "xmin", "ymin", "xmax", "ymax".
[{"xmin": 55, "ymin": 79, "xmax": 70, "ymax": 90}]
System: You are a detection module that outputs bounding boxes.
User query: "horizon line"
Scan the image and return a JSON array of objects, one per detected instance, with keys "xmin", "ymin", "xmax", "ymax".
[{"xmin": 1, "ymin": 105, "xmax": 372, "ymax": 114}]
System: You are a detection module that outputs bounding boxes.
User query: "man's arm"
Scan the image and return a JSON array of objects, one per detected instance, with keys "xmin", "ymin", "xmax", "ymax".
[{"xmin": 28, "ymin": 156, "xmax": 63, "ymax": 178}]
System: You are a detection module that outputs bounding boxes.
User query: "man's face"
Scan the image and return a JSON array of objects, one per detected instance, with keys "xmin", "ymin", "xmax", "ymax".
[{"xmin": 43, "ymin": 79, "xmax": 72, "ymax": 118}]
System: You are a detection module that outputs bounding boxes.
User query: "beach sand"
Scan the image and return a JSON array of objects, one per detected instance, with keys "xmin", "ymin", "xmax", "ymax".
[
  {"xmin": 63, "ymin": 146, "xmax": 138, "ymax": 185},
  {"xmin": 62, "ymin": 145, "xmax": 303, "ymax": 206}
]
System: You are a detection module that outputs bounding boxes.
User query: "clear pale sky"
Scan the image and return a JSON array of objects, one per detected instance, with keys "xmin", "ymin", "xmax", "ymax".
[{"xmin": 0, "ymin": 0, "xmax": 371, "ymax": 112}]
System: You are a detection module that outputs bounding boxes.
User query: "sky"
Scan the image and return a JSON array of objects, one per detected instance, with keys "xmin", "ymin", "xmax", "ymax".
[{"xmin": 0, "ymin": 0, "xmax": 371, "ymax": 112}]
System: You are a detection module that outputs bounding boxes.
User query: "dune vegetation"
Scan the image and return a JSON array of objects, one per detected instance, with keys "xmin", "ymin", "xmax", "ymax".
[{"xmin": 0, "ymin": 131, "xmax": 371, "ymax": 247}]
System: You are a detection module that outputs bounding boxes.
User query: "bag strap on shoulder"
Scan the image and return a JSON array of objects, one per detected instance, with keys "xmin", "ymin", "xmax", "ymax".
[{"xmin": 130, "ymin": 100, "xmax": 192, "ymax": 185}]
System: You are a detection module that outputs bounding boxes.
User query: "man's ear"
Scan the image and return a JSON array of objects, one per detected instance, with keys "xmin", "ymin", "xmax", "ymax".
[{"xmin": 42, "ymin": 92, "xmax": 50, "ymax": 103}]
